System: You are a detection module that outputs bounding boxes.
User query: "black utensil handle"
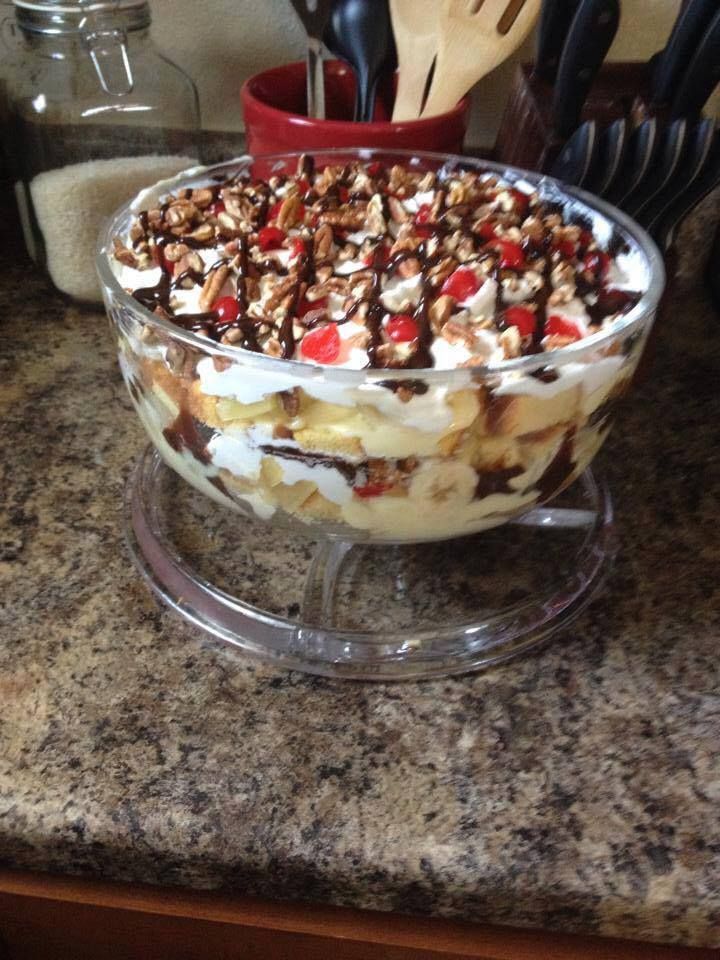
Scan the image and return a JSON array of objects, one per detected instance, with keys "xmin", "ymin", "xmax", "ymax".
[
  {"xmin": 652, "ymin": 0, "xmax": 719, "ymax": 106},
  {"xmin": 654, "ymin": 133, "xmax": 720, "ymax": 250},
  {"xmin": 552, "ymin": 0, "xmax": 620, "ymax": 138},
  {"xmin": 624, "ymin": 119, "xmax": 688, "ymax": 219},
  {"xmin": 534, "ymin": 0, "xmax": 581, "ymax": 84},
  {"xmin": 641, "ymin": 119, "xmax": 715, "ymax": 231},
  {"xmin": 549, "ymin": 121, "xmax": 597, "ymax": 185},
  {"xmin": 670, "ymin": 7, "xmax": 720, "ymax": 118}
]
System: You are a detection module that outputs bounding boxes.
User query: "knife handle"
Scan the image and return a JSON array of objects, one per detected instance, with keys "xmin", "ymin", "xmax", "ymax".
[
  {"xmin": 552, "ymin": 0, "xmax": 620, "ymax": 138},
  {"xmin": 652, "ymin": 0, "xmax": 719, "ymax": 106},
  {"xmin": 670, "ymin": 8, "xmax": 720, "ymax": 119},
  {"xmin": 534, "ymin": 0, "xmax": 581, "ymax": 85}
]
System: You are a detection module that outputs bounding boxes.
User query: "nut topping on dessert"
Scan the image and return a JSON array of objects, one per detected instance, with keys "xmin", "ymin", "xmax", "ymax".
[
  {"xmin": 105, "ymin": 154, "xmax": 656, "ymax": 542},
  {"xmin": 115, "ymin": 155, "xmax": 641, "ymax": 371}
]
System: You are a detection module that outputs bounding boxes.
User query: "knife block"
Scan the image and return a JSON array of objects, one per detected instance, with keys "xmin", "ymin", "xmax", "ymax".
[{"xmin": 493, "ymin": 61, "xmax": 657, "ymax": 172}]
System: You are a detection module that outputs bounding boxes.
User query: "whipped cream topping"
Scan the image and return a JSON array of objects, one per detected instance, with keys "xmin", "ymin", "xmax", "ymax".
[{"xmin": 112, "ymin": 155, "xmax": 645, "ymax": 373}]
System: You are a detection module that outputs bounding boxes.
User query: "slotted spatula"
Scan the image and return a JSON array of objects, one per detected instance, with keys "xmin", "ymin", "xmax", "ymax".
[
  {"xmin": 421, "ymin": 0, "xmax": 541, "ymax": 119},
  {"xmin": 390, "ymin": 0, "xmax": 442, "ymax": 120}
]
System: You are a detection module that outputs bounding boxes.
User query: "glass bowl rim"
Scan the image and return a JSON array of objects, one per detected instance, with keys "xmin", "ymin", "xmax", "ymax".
[{"xmin": 96, "ymin": 147, "xmax": 666, "ymax": 385}]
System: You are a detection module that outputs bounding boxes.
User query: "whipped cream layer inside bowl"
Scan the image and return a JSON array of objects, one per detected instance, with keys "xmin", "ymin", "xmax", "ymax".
[{"xmin": 98, "ymin": 150, "xmax": 664, "ymax": 542}]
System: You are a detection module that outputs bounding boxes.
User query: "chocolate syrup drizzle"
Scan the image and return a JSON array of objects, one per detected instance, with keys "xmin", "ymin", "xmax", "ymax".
[{"xmin": 123, "ymin": 161, "xmax": 641, "ymax": 371}]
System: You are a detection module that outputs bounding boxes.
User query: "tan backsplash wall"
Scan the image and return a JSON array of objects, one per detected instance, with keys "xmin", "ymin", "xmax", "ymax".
[{"xmin": 153, "ymin": 0, "xmax": 716, "ymax": 146}]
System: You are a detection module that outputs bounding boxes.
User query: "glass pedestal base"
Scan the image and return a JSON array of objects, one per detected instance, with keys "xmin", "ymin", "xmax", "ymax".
[{"xmin": 124, "ymin": 446, "xmax": 616, "ymax": 680}]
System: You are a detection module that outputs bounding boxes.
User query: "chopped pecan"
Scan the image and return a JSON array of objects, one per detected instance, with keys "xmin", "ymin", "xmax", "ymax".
[
  {"xmin": 217, "ymin": 211, "xmax": 242, "ymax": 236},
  {"xmin": 173, "ymin": 251, "xmax": 204, "ymax": 282},
  {"xmin": 221, "ymin": 327, "xmax": 243, "ymax": 344},
  {"xmin": 317, "ymin": 209, "xmax": 366, "ymax": 229},
  {"xmin": 264, "ymin": 338, "xmax": 284, "ymax": 358},
  {"xmin": 199, "ymin": 264, "xmax": 230, "ymax": 310},
  {"xmin": 548, "ymin": 283, "xmax": 575, "ymax": 306},
  {"xmin": 129, "ymin": 221, "xmax": 145, "ymax": 244},
  {"xmin": 345, "ymin": 329, "xmax": 371, "ymax": 351},
  {"xmin": 306, "ymin": 277, "xmax": 349, "ymax": 300},
  {"xmin": 397, "ymin": 257, "xmax": 421, "ymax": 278},
  {"xmin": 186, "ymin": 222, "xmax": 214, "ymax": 243},
  {"xmin": 337, "ymin": 242, "xmax": 359, "ymax": 262},
  {"xmin": 521, "ymin": 215, "xmax": 545, "ymax": 242},
  {"xmin": 191, "ymin": 187, "xmax": 214, "ymax": 209},
  {"xmin": 213, "ymin": 355, "xmax": 234, "ymax": 371},
  {"xmin": 441, "ymin": 319, "xmax": 476, "ymax": 349},
  {"xmin": 388, "ymin": 164, "xmax": 409, "ymax": 195},
  {"xmin": 112, "ymin": 237, "xmax": 137, "ymax": 267},
  {"xmin": 265, "ymin": 276, "xmax": 298, "ymax": 312},
  {"xmin": 429, "ymin": 294, "xmax": 454, "ymax": 334},
  {"xmin": 426, "ymin": 257, "xmax": 456, "ymax": 290},
  {"xmin": 314, "ymin": 264, "xmax": 333, "ymax": 284},
  {"xmin": 388, "ymin": 196, "xmax": 409, "ymax": 223},
  {"xmin": 365, "ymin": 194, "xmax": 386, "ymax": 235},
  {"xmin": 499, "ymin": 325, "xmax": 521, "ymax": 359},
  {"xmin": 551, "ymin": 262, "xmax": 575, "ymax": 292},
  {"xmin": 313, "ymin": 223, "xmax": 334, "ymax": 260},
  {"xmin": 165, "ymin": 201, "xmax": 198, "ymax": 227},
  {"xmin": 277, "ymin": 194, "xmax": 302, "ymax": 230}
]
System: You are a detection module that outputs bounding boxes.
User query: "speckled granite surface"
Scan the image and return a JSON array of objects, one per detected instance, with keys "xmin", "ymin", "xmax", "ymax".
[{"xmin": 1, "ymin": 183, "xmax": 719, "ymax": 950}]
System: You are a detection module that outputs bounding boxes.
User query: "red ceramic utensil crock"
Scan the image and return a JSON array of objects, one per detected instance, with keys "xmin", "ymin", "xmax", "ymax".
[{"xmin": 241, "ymin": 60, "xmax": 470, "ymax": 155}]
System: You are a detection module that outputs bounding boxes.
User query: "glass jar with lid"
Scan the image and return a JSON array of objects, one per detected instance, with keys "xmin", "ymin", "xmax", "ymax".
[{"xmin": 3, "ymin": 0, "xmax": 201, "ymax": 305}]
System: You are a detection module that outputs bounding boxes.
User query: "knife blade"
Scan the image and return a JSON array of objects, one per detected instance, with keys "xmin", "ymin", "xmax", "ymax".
[
  {"xmin": 584, "ymin": 117, "xmax": 627, "ymax": 198},
  {"xmin": 551, "ymin": 0, "xmax": 620, "ymax": 138},
  {"xmin": 651, "ymin": 0, "xmax": 719, "ymax": 108},
  {"xmin": 550, "ymin": 120, "xmax": 598, "ymax": 187},
  {"xmin": 533, "ymin": 0, "xmax": 582, "ymax": 84},
  {"xmin": 670, "ymin": 7, "xmax": 720, "ymax": 119},
  {"xmin": 605, "ymin": 118, "xmax": 659, "ymax": 208},
  {"xmin": 641, "ymin": 118, "xmax": 716, "ymax": 232},
  {"xmin": 624, "ymin": 118, "xmax": 688, "ymax": 219},
  {"xmin": 654, "ymin": 131, "xmax": 720, "ymax": 251}
]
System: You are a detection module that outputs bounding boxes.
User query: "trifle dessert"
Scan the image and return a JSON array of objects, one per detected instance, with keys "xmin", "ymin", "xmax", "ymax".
[{"xmin": 100, "ymin": 151, "xmax": 661, "ymax": 542}]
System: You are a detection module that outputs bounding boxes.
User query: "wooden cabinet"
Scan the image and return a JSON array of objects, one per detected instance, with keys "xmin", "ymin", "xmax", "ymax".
[{"xmin": 0, "ymin": 870, "xmax": 716, "ymax": 960}]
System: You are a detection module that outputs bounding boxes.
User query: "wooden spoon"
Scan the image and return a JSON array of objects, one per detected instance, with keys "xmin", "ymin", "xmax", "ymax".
[
  {"xmin": 421, "ymin": 0, "xmax": 541, "ymax": 119},
  {"xmin": 390, "ymin": 0, "xmax": 442, "ymax": 121}
]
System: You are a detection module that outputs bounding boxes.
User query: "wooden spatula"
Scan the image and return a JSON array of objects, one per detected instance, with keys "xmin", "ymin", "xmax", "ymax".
[
  {"xmin": 390, "ymin": 0, "xmax": 442, "ymax": 121},
  {"xmin": 421, "ymin": 0, "xmax": 541, "ymax": 119}
]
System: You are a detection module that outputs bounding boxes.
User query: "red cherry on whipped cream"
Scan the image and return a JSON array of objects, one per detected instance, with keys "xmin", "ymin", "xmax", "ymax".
[
  {"xmin": 583, "ymin": 250, "xmax": 610, "ymax": 281},
  {"xmin": 209, "ymin": 200, "xmax": 225, "ymax": 217},
  {"xmin": 504, "ymin": 305, "xmax": 536, "ymax": 337},
  {"xmin": 477, "ymin": 221, "xmax": 497, "ymax": 242},
  {"xmin": 441, "ymin": 266, "xmax": 482, "ymax": 301},
  {"xmin": 258, "ymin": 226, "xmax": 286, "ymax": 251},
  {"xmin": 545, "ymin": 314, "xmax": 584, "ymax": 341},
  {"xmin": 509, "ymin": 188, "xmax": 530, "ymax": 216},
  {"xmin": 493, "ymin": 239, "xmax": 525, "ymax": 269},
  {"xmin": 386, "ymin": 314, "xmax": 419, "ymax": 342},
  {"xmin": 354, "ymin": 482, "xmax": 391, "ymax": 498},
  {"xmin": 554, "ymin": 238, "xmax": 576, "ymax": 258},
  {"xmin": 288, "ymin": 237, "xmax": 306, "ymax": 260},
  {"xmin": 301, "ymin": 323, "xmax": 340, "ymax": 363},
  {"xmin": 297, "ymin": 295, "xmax": 328, "ymax": 318},
  {"xmin": 212, "ymin": 296, "xmax": 239, "ymax": 323}
]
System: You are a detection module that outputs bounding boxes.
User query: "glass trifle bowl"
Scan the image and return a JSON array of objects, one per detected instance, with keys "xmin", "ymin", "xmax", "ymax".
[{"xmin": 97, "ymin": 150, "xmax": 664, "ymax": 678}]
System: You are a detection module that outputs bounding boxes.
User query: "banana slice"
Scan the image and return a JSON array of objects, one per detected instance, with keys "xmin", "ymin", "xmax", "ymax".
[{"xmin": 409, "ymin": 460, "xmax": 478, "ymax": 506}]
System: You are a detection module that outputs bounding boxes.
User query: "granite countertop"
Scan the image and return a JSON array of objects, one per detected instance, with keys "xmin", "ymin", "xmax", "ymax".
[{"xmin": 1, "ymin": 181, "xmax": 719, "ymax": 951}]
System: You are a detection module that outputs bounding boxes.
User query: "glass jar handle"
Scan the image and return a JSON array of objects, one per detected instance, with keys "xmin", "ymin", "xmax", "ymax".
[
  {"xmin": 83, "ymin": 27, "xmax": 134, "ymax": 96},
  {"xmin": 79, "ymin": 1, "xmax": 134, "ymax": 97}
]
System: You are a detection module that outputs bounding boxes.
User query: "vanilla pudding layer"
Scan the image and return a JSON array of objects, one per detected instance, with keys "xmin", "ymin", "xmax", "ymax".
[
  {"xmin": 109, "ymin": 155, "xmax": 650, "ymax": 541},
  {"xmin": 118, "ymin": 334, "xmax": 642, "ymax": 541}
]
